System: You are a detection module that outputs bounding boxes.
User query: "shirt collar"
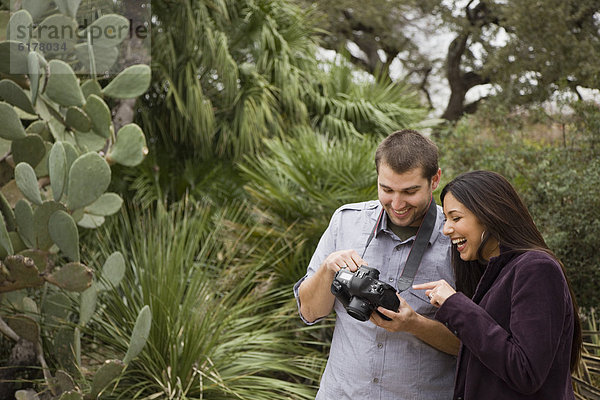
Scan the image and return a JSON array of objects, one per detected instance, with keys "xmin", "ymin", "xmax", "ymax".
[{"xmin": 373, "ymin": 201, "xmax": 443, "ymax": 245}]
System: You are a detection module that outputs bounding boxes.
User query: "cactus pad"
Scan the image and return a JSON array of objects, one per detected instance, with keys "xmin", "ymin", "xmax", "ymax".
[
  {"xmin": 49, "ymin": 210, "xmax": 80, "ymax": 262},
  {"xmin": 15, "ymin": 162, "xmax": 43, "ymax": 205},
  {"xmin": 22, "ymin": 296, "xmax": 38, "ymax": 315},
  {"xmin": 18, "ymin": 249, "xmax": 49, "ymax": 273},
  {"xmin": 0, "ymin": 41, "xmax": 29, "ymax": 75},
  {"xmin": 15, "ymin": 200, "xmax": 34, "ymax": 248},
  {"xmin": 80, "ymin": 80, "xmax": 102, "ymax": 99},
  {"xmin": 76, "ymin": 213, "xmax": 105, "ymax": 229},
  {"xmin": 86, "ymin": 193, "xmax": 123, "ymax": 217},
  {"xmin": 35, "ymin": 14, "xmax": 77, "ymax": 54},
  {"xmin": 0, "ymin": 191, "xmax": 16, "ymax": 231},
  {"xmin": 66, "ymin": 107, "xmax": 91, "ymax": 132},
  {"xmin": 26, "ymin": 120, "xmax": 49, "ymax": 136},
  {"xmin": 22, "ymin": 0, "xmax": 52, "ymax": 20},
  {"xmin": 99, "ymin": 251, "xmax": 125, "ymax": 291},
  {"xmin": 49, "ymin": 142, "xmax": 68, "ymax": 201},
  {"xmin": 46, "ymin": 60, "xmax": 85, "ymax": 107},
  {"xmin": 33, "ymin": 200, "xmax": 67, "ymax": 250},
  {"xmin": 7, "ymin": 10, "xmax": 33, "ymax": 43},
  {"xmin": 52, "ymin": 369, "xmax": 77, "ymax": 395},
  {"xmin": 45, "ymin": 262, "xmax": 93, "ymax": 292},
  {"xmin": 75, "ymin": 42, "xmax": 119, "ymax": 74},
  {"xmin": 27, "ymin": 52, "xmax": 41, "ymax": 106},
  {"xmin": 79, "ymin": 283, "xmax": 97, "ymax": 327},
  {"xmin": 0, "ymin": 79, "xmax": 36, "ymax": 114},
  {"xmin": 83, "ymin": 94, "xmax": 111, "ymax": 138},
  {"xmin": 15, "ymin": 389, "xmax": 41, "ymax": 400},
  {"xmin": 90, "ymin": 359, "xmax": 125, "ymax": 398},
  {"xmin": 6, "ymin": 314, "xmax": 40, "ymax": 344},
  {"xmin": 66, "ymin": 152, "xmax": 111, "ymax": 211},
  {"xmin": 102, "ymin": 64, "xmax": 151, "ymax": 99},
  {"xmin": 12, "ymin": 134, "xmax": 46, "ymax": 167},
  {"xmin": 107, "ymin": 124, "xmax": 147, "ymax": 167},
  {"xmin": 0, "ymin": 215, "xmax": 14, "ymax": 256},
  {"xmin": 9, "ymin": 232, "xmax": 26, "ymax": 255},
  {"xmin": 33, "ymin": 141, "xmax": 52, "ymax": 177},
  {"xmin": 4, "ymin": 315, "xmax": 40, "ymax": 344},
  {"xmin": 74, "ymin": 130, "xmax": 107, "ymax": 152},
  {"xmin": 42, "ymin": 291, "xmax": 71, "ymax": 321},
  {"xmin": 0, "ymin": 101, "xmax": 27, "ymax": 140},
  {"xmin": 81, "ymin": 14, "xmax": 129, "ymax": 47},
  {"xmin": 3, "ymin": 255, "xmax": 44, "ymax": 291},
  {"xmin": 123, "ymin": 305, "xmax": 152, "ymax": 364}
]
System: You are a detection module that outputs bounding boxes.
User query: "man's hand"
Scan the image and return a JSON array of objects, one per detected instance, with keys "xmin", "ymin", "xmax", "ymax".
[
  {"xmin": 369, "ymin": 291, "xmax": 460, "ymax": 355},
  {"xmin": 321, "ymin": 249, "xmax": 367, "ymax": 274},
  {"xmin": 298, "ymin": 249, "xmax": 366, "ymax": 323},
  {"xmin": 370, "ymin": 293, "xmax": 416, "ymax": 332}
]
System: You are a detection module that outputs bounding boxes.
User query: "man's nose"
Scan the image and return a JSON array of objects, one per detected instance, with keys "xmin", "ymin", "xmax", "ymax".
[{"xmin": 391, "ymin": 194, "xmax": 406, "ymax": 210}]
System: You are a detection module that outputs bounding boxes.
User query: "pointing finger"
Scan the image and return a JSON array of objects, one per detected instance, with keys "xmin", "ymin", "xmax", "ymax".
[{"xmin": 412, "ymin": 281, "xmax": 442, "ymax": 290}]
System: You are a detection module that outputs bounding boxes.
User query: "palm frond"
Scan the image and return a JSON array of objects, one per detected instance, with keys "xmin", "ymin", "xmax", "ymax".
[
  {"xmin": 237, "ymin": 130, "xmax": 379, "ymax": 283},
  {"xmin": 305, "ymin": 57, "xmax": 428, "ymax": 137}
]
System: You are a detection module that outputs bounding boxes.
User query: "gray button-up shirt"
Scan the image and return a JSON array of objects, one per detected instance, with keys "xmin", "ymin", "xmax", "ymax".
[{"xmin": 294, "ymin": 200, "xmax": 456, "ymax": 400}]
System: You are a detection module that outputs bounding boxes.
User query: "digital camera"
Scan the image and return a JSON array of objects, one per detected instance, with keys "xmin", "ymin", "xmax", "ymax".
[{"xmin": 330, "ymin": 265, "xmax": 400, "ymax": 321}]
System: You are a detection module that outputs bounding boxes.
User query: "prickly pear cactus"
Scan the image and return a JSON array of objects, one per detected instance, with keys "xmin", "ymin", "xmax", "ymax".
[{"xmin": 0, "ymin": 1, "xmax": 152, "ymax": 399}]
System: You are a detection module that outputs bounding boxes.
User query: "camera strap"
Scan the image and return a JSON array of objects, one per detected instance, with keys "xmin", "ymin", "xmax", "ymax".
[{"xmin": 362, "ymin": 197, "xmax": 438, "ymax": 292}]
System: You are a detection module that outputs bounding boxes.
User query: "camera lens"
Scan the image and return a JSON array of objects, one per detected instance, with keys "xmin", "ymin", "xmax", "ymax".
[{"xmin": 346, "ymin": 297, "xmax": 373, "ymax": 321}]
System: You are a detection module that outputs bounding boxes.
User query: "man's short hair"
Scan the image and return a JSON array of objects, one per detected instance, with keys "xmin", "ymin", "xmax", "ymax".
[{"xmin": 375, "ymin": 129, "xmax": 439, "ymax": 180}]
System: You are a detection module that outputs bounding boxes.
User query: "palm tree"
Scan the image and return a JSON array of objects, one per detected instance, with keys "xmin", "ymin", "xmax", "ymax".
[
  {"xmin": 139, "ymin": 0, "xmax": 318, "ymax": 160},
  {"xmin": 115, "ymin": 0, "xmax": 322, "ymax": 206}
]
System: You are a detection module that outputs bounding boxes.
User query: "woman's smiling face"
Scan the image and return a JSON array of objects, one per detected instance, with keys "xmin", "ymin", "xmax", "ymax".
[{"xmin": 442, "ymin": 192, "xmax": 499, "ymax": 261}]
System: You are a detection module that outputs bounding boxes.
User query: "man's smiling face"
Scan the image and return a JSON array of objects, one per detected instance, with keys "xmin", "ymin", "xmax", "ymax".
[{"xmin": 377, "ymin": 163, "xmax": 440, "ymax": 227}]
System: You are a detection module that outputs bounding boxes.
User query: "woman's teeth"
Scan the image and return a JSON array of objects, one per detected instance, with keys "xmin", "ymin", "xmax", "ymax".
[{"xmin": 452, "ymin": 238, "xmax": 467, "ymax": 251}]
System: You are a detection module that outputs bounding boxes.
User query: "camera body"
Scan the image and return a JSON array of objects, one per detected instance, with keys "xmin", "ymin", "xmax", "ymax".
[{"xmin": 330, "ymin": 265, "xmax": 400, "ymax": 321}]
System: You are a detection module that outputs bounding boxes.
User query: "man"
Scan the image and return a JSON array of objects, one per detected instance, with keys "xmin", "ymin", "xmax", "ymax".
[{"xmin": 294, "ymin": 129, "xmax": 458, "ymax": 400}]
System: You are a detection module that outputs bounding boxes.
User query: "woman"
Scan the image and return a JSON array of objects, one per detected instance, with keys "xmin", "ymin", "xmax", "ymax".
[{"xmin": 414, "ymin": 170, "xmax": 582, "ymax": 400}]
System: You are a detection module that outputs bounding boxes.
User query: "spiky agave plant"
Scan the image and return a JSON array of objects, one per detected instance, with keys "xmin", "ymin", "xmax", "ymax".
[{"xmin": 81, "ymin": 199, "xmax": 325, "ymax": 399}]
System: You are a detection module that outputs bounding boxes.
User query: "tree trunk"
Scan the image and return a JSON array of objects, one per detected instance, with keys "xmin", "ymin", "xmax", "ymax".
[
  {"xmin": 441, "ymin": 33, "xmax": 490, "ymax": 121},
  {"xmin": 0, "ymin": 339, "xmax": 39, "ymax": 398}
]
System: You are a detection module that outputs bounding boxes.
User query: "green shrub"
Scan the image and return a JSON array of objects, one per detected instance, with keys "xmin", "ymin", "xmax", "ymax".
[
  {"xmin": 437, "ymin": 101, "xmax": 600, "ymax": 307},
  {"xmin": 84, "ymin": 200, "xmax": 325, "ymax": 399}
]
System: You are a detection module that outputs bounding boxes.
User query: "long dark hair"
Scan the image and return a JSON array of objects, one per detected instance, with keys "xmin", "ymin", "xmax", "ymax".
[{"xmin": 440, "ymin": 170, "xmax": 582, "ymax": 372}]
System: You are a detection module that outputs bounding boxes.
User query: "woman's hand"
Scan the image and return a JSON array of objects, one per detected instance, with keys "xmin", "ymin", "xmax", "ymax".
[{"xmin": 412, "ymin": 280, "xmax": 456, "ymax": 307}]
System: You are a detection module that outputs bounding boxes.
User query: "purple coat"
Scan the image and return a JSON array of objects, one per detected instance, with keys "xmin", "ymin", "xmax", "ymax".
[{"xmin": 435, "ymin": 249, "xmax": 576, "ymax": 400}]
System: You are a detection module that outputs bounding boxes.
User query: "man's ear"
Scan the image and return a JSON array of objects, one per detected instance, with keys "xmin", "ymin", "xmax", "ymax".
[{"xmin": 431, "ymin": 168, "xmax": 442, "ymax": 191}]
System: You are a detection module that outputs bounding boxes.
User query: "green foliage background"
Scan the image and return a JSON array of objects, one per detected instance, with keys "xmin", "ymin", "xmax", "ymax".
[
  {"xmin": 1, "ymin": 0, "xmax": 599, "ymax": 398},
  {"xmin": 98, "ymin": 0, "xmax": 600, "ymax": 397}
]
